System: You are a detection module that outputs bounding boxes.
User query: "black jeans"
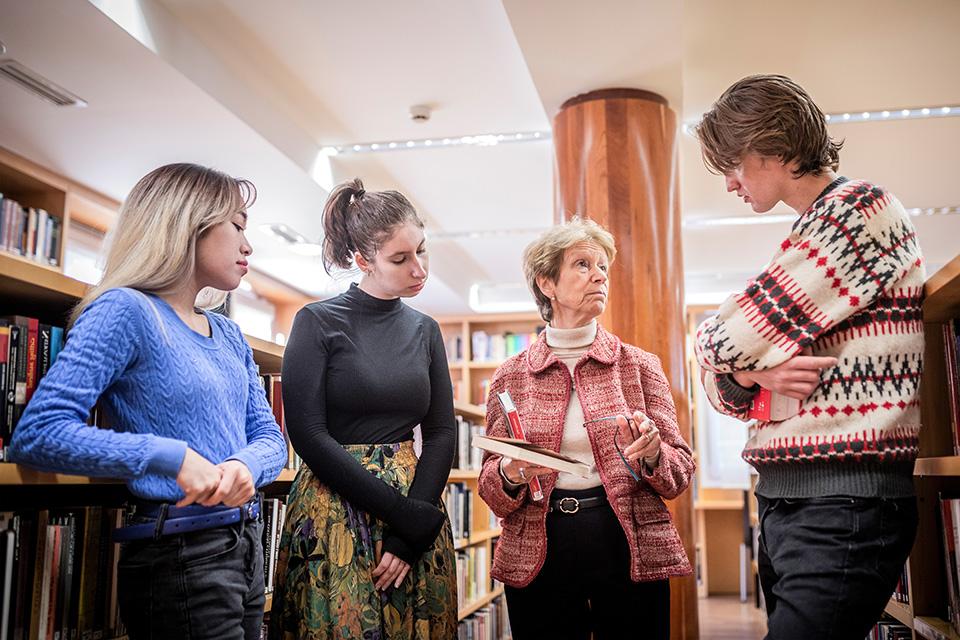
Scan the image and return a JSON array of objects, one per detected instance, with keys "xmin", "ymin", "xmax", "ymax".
[
  {"xmin": 117, "ymin": 515, "xmax": 265, "ymax": 640},
  {"xmin": 756, "ymin": 495, "xmax": 917, "ymax": 640},
  {"xmin": 504, "ymin": 487, "xmax": 670, "ymax": 640}
]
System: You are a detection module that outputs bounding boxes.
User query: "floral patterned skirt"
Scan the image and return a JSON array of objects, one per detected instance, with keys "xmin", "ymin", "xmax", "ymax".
[{"xmin": 269, "ymin": 441, "xmax": 458, "ymax": 640}]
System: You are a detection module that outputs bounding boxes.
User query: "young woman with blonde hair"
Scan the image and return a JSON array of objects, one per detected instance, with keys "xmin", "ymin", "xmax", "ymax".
[{"xmin": 10, "ymin": 163, "xmax": 288, "ymax": 640}]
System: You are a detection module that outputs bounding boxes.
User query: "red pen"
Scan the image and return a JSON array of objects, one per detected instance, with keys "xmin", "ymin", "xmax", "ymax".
[{"xmin": 496, "ymin": 391, "xmax": 544, "ymax": 501}]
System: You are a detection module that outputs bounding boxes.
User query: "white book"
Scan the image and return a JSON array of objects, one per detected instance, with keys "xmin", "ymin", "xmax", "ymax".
[{"xmin": 472, "ymin": 435, "xmax": 591, "ymax": 478}]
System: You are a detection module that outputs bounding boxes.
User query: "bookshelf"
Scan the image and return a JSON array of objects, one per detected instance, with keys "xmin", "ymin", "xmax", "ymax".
[
  {"xmin": 877, "ymin": 253, "xmax": 960, "ymax": 640},
  {"xmin": 438, "ymin": 313, "xmax": 541, "ymax": 636}
]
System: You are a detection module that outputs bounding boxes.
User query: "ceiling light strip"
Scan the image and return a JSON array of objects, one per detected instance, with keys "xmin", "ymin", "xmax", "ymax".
[
  {"xmin": 684, "ymin": 205, "xmax": 960, "ymax": 229},
  {"xmin": 824, "ymin": 106, "xmax": 960, "ymax": 123},
  {"xmin": 321, "ymin": 130, "xmax": 551, "ymax": 156}
]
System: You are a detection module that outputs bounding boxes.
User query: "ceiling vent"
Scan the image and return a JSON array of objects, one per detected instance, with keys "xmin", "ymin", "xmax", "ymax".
[{"xmin": 0, "ymin": 60, "xmax": 87, "ymax": 107}]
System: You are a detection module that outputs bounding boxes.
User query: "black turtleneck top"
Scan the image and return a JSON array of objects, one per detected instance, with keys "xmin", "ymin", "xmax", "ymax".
[{"xmin": 281, "ymin": 283, "xmax": 456, "ymax": 561}]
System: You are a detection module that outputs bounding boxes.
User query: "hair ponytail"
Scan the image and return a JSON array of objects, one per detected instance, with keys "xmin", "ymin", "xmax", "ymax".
[{"xmin": 320, "ymin": 177, "xmax": 423, "ymax": 274}]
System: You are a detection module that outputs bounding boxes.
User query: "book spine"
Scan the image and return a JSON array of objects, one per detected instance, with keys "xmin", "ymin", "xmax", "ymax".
[{"xmin": 496, "ymin": 391, "xmax": 543, "ymax": 501}]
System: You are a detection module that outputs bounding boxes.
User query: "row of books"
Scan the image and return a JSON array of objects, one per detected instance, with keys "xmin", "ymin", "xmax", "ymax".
[
  {"xmin": 445, "ymin": 483, "xmax": 474, "ymax": 543},
  {"xmin": 890, "ymin": 562, "xmax": 909, "ymax": 605},
  {"xmin": 457, "ymin": 594, "xmax": 511, "ymax": 640},
  {"xmin": 865, "ymin": 617, "xmax": 911, "ymax": 640},
  {"xmin": 455, "ymin": 546, "xmax": 490, "ymax": 611},
  {"xmin": 0, "ymin": 196, "xmax": 62, "ymax": 267},
  {"xmin": 469, "ymin": 330, "xmax": 541, "ymax": 364},
  {"xmin": 941, "ymin": 320, "xmax": 960, "ymax": 455},
  {"xmin": 0, "ymin": 317, "xmax": 65, "ymax": 461},
  {"xmin": 262, "ymin": 498, "xmax": 287, "ymax": 595},
  {"xmin": 453, "ymin": 416, "xmax": 485, "ymax": 471},
  {"xmin": 259, "ymin": 375, "xmax": 301, "ymax": 473},
  {"xmin": 939, "ymin": 494, "xmax": 960, "ymax": 634},
  {"xmin": 0, "ymin": 508, "xmax": 126, "ymax": 640}
]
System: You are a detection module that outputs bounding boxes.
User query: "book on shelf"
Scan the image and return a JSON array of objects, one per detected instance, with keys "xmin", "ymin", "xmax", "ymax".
[
  {"xmin": 0, "ymin": 195, "xmax": 62, "ymax": 267},
  {"xmin": 747, "ymin": 387, "xmax": 800, "ymax": 422},
  {"xmin": 445, "ymin": 483, "xmax": 473, "ymax": 543},
  {"xmin": 0, "ymin": 507, "xmax": 127, "ymax": 640},
  {"xmin": 262, "ymin": 497, "xmax": 286, "ymax": 595},
  {"xmin": 458, "ymin": 593, "xmax": 511, "ymax": 640},
  {"xmin": 940, "ymin": 493, "xmax": 960, "ymax": 635},
  {"xmin": 470, "ymin": 329, "xmax": 541, "ymax": 363},
  {"xmin": 455, "ymin": 546, "xmax": 490, "ymax": 610},
  {"xmin": 0, "ymin": 315, "xmax": 66, "ymax": 461},
  {"xmin": 943, "ymin": 320, "xmax": 960, "ymax": 455},
  {"xmin": 453, "ymin": 416, "xmax": 485, "ymax": 471},
  {"xmin": 867, "ymin": 617, "xmax": 912, "ymax": 639},
  {"xmin": 260, "ymin": 374, "xmax": 300, "ymax": 473},
  {"xmin": 472, "ymin": 435, "xmax": 591, "ymax": 479}
]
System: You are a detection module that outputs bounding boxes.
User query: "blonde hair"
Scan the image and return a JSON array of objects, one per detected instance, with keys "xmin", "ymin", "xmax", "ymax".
[
  {"xmin": 72, "ymin": 163, "xmax": 256, "ymax": 326},
  {"xmin": 522, "ymin": 218, "xmax": 617, "ymax": 322}
]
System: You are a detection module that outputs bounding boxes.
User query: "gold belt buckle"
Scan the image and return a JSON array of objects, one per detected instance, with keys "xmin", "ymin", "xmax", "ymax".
[{"xmin": 558, "ymin": 497, "xmax": 580, "ymax": 514}]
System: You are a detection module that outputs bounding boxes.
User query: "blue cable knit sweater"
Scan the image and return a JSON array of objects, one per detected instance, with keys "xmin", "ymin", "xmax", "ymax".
[{"xmin": 9, "ymin": 287, "xmax": 287, "ymax": 501}]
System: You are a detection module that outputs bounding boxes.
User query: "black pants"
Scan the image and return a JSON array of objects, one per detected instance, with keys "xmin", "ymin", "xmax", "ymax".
[
  {"xmin": 757, "ymin": 495, "xmax": 918, "ymax": 640},
  {"xmin": 117, "ymin": 515, "xmax": 265, "ymax": 640},
  {"xmin": 505, "ymin": 487, "xmax": 670, "ymax": 640}
]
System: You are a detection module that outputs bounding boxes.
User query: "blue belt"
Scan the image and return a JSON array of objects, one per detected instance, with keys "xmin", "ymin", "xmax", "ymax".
[{"xmin": 113, "ymin": 498, "xmax": 261, "ymax": 542}]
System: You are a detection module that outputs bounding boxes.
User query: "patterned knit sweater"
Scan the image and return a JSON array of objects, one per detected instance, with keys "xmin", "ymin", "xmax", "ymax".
[
  {"xmin": 695, "ymin": 178, "xmax": 925, "ymax": 499},
  {"xmin": 9, "ymin": 288, "xmax": 288, "ymax": 501}
]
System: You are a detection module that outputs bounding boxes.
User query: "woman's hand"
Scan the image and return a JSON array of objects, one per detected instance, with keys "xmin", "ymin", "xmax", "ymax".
[
  {"xmin": 500, "ymin": 457, "xmax": 553, "ymax": 486},
  {"xmin": 372, "ymin": 550, "xmax": 411, "ymax": 591},
  {"xmin": 617, "ymin": 411, "xmax": 661, "ymax": 469},
  {"xmin": 733, "ymin": 355, "xmax": 838, "ymax": 401},
  {"xmin": 175, "ymin": 448, "xmax": 223, "ymax": 507},
  {"xmin": 207, "ymin": 460, "xmax": 256, "ymax": 507}
]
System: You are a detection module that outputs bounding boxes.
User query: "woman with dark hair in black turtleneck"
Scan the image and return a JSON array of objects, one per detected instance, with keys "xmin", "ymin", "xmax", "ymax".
[{"xmin": 270, "ymin": 179, "xmax": 457, "ymax": 639}]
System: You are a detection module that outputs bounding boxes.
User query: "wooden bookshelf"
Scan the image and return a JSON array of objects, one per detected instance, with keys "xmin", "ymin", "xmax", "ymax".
[
  {"xmin": 879, "ymin": 254, "xmax": 960, "ymax": 640},
  {"xmin": 886, "ymin": 598, "xmax": 915, "ymax": 629},
  {"xmin": 458, "ymin": 585, "xmax": 505, "ymax": 621},
  {"xmin": 439, "ymin": 313, "xmax": 541, "ymax": 630},
  {"xmin": 0, "ymin": 463, "xmax": 123, "ymax": 485}
]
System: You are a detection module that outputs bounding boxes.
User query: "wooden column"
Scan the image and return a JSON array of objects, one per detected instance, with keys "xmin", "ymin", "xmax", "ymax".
[{"xmin": 554, "ymin": 88, "xmax": 698, "ymax": 639}]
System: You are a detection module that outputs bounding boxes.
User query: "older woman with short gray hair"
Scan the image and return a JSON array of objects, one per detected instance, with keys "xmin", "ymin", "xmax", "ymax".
[{"xmin": 477, "ymin": 217, "xmax": 694, "ymax": 640}]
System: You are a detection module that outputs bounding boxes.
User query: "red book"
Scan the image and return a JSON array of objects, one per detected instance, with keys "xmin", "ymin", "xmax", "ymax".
[
  {"xmin": 748, "ymin": 387, "xmax": 801, "ymax": 422},
  {"xmin": 7, "ymin": 316, "xmax": 38, "ymax": 404},
  {"xmin": 496, "ymin": 391, "xmax": 543, "ymax": 502}
]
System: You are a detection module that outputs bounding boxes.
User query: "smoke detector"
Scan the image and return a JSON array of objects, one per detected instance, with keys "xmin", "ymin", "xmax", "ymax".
[{"xmin": 409, "ymin": 104, "xmax": 431, "ymax": 122}]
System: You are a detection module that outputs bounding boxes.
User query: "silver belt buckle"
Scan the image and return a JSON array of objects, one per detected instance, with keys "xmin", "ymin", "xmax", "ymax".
[{"xmin": 558, "ymin": 497, "xmax": 580, "ymax": 514}]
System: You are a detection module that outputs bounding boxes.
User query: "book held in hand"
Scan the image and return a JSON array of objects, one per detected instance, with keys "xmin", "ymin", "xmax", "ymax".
[
  {"xmin": 748, "ymin": 387, "xmax": 801, "ymax": 422},
  {"xmin": 495, "ymin": 391, "xmax": 544, "ymax": 500},
  {"xmin": 472, "ymin": 435, "xmax": 592, "ymax": 479}
]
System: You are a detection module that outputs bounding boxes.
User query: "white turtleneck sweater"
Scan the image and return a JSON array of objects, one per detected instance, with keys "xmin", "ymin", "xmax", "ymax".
[{"xmin": 547, "ymin": 320, "xmax": 603, "ymax": 489}]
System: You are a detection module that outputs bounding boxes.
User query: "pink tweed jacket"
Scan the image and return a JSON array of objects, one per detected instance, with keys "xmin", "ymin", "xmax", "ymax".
[{"xmin": 477, "ymin": 325, "xmax": 694, "ymax": 588}]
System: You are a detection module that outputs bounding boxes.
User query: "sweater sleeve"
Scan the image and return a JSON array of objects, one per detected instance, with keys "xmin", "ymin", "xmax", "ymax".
[
  {"xmin": 223, "ymin": 322, "xmax": 288, "ymax": 488},
  {"xmin": 635, "ymin": 354, "xmax": 695, "ymax": 499},
  {"xmin": 700, "ymin": 371, "xmax": 756, "ymax": 421},
  {"xmin": 695, "ymin": 184, "xmax": 921, "ymax": 374},
  {"xmin": 382, "ymin": 319, "xmax": 456, "ymax": 562},
  {"xmin": 282, "ymin": 307, "xmax": 443, "ymax": 556},
  {"xmin": 9, "ymin": 289, "xmax": 187, "ymax": 479}
]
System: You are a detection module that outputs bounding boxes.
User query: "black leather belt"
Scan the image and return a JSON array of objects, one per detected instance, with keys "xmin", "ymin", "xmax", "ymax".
[
  {"xmin": 548, "ymin": 494, "xmax": 608, "ymax": 515},
  {"xmin": 113, "ymin": 497, "xmax": 261, "ymax": 542}
]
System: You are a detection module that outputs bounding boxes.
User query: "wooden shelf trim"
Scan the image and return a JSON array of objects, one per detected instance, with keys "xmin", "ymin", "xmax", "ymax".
[
  {"xmin": 457, "ymin": 585, "xmax": 505, "ymax": 621},
  {"xmin": 915, "ymin": 616, "xmax": 960, "ymax": 640},
  {"xmin": 883, "ymin": 597, "xmax": 913, "ymax": 628},
  {"xmin": 693, "ymin": 499, "xmax": 744, "ymax": 510},
  {"xmin": 924, "ymin": 254, "xmax": 960, "ymax": 323},
  {"xmin": 453, "ymin": 401, "xmax": 485, "ymax": 422},
  {"xmin": 453, "ymin": 527, "xmax": 502, "ymax": 550},
  {"xmin": 448, "ymin": 468, "xmax": 481, "ymax": 481},
  {"xmin": 914, "ymin": 456, "xmax": 960, "ymax": 476},
  {"xmin": 1, "ymin": 462, "xmax": 302, "ymax": 487}
]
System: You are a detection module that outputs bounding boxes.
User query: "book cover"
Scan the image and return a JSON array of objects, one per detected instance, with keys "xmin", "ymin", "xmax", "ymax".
[
  {"xmin": 0, "ymin": 323, "xmax": 9, "ymax": 459},
  {"xmin": 472, "ymin": 435, "xmax": 591, "ymax": 479},
  {"xmin": 747, "ymin": 387, "xmax": 801, "ymax": 422}
]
